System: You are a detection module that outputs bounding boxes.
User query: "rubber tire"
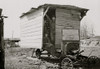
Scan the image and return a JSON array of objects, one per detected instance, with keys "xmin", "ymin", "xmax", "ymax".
[{"xmin": 36, "ymin": 49, "xmax": 41, "ymax": 59}]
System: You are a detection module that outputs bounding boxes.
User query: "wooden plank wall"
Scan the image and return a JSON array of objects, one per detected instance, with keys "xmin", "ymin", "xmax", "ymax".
[
  {"xmin": 55, "ymin": 8, "xmax": 80, "ymax": 49},
  {"xmin": 20, "ymin": 8, "xmax": 43, "ymax": 48}
]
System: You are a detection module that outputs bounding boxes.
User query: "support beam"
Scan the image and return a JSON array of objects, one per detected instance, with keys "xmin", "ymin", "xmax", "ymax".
[
  {"xmin": 45, "ymin": 14, "xmax": 52, "ymax": 23},
  {"xmin": 43, "ymin": 7, "xmax": 50, "ymax": 17}
]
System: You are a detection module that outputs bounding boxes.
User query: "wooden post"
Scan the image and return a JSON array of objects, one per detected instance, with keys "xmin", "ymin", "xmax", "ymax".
[{"xmin": 0, "ymin": 8, "xmax": 4, "ymax": 69}]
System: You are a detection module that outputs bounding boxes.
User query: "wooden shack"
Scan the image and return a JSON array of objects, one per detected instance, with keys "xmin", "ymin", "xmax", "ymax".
[{"xmin": 20, "ymin": 4, "xmax": 88, "ymax": 51}]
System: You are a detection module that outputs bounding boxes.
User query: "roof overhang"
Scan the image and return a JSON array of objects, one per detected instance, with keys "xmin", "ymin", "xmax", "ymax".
[{"xmin": 20, "ymin": 4, "xmax": 88, "ymax": 18}]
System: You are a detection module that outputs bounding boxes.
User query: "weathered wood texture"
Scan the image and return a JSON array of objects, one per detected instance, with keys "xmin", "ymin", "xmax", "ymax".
[
  {"xmin": 55, "ymin": 8, "xmax": 80, "ymax": 49},
  {"xmin": 20, "ymin": 8, "xmax": 43, "ymax": 48}
]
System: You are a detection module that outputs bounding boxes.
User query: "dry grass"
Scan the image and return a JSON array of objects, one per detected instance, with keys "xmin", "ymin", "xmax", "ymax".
[
  {"xmin": 81, "ymin": 46, "xmax": 100, "ymax": 58},
  {"xmin": 5, "ymin": 47, "xmax": 40, "ymax": 69},
  {"xmin": 5, "ymin": 46, "xmax": 100, "ymax": 69}
]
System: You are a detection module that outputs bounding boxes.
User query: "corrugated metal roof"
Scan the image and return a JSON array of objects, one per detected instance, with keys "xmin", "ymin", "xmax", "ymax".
[{"xmin": 20, "ymin": 4, "xmax": 88, "ymax": 18}]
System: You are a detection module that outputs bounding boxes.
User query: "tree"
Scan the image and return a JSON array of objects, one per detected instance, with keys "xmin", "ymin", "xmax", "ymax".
[{"xmin": 80, "ymin": 22, "xmax": 95, "ymax": 39}]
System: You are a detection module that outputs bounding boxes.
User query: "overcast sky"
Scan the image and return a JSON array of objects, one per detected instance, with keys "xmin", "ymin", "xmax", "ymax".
[{"xmin": 0, "ymin": 0, "xmax": 100, "ymax": 38}]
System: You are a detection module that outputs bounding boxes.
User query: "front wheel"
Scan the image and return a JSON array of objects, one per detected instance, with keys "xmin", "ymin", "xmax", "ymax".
[{"xmin": 61, "ymin": 57, "xmax": 73, "ymax": 69}]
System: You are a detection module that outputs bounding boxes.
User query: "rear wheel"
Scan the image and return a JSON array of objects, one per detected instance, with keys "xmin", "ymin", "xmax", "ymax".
[
  {"xmin": 88, "ymin": 56, "xmax": 99, "ymax": 66},
  {"xmin": 36, "ymin": 49, "xmax": 41, "ymax": 59},
  {"xmin": 61, "ymin": 58, "xmax": 73, "ymax": 69}
]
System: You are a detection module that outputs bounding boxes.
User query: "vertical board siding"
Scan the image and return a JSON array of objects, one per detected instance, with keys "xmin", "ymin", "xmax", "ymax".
[
  {"xmin": 55, "ymin": 8, "xmax": 80, "ymax": 49},
  {"xmin": 20, "ymin": 8, "xmax": 43, "ymax": 48}
]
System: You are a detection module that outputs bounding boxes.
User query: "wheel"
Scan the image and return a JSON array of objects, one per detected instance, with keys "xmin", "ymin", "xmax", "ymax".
[
  {"xmin": 36, "ymin": 49, "xmax": 41, "ymax": 59},
  {"xmin": 36, "ymin": 52, "xmax": 41, "ymax": 59},
  {"xmin": 39, "ymin": 61, "xmax": 47, "ymax": 69},
  {"xmin": 61, "ymin": 58, "xmax": 73, "ymax": 69},
  {"xmin": 88, "ymin": 56, "xmax": 99, "ymax": 65}
]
